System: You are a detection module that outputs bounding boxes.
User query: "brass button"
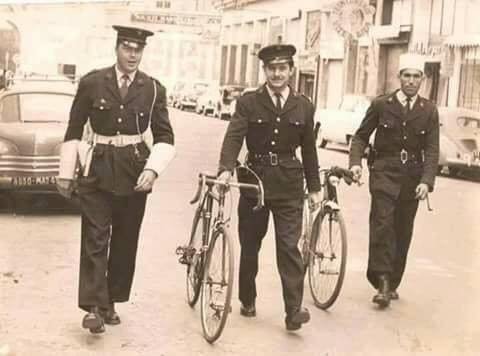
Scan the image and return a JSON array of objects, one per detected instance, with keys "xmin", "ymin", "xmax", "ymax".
[
  {"xmin": 276, "ymin": 117, "xmax": 281, "ymax": 122},
  {"xmin": 140, "ymin": 112, "xmax": 144, "ymax": 117},
  {"xmin": 271, "ymin": 141, "xmax": 276, "ymax": 145},
  {"xmin": 100, "ymin": 106, "xmax": 104, "ymax": 110},
  {"xmin": 403, "ymin": 122, "xmax": 406, "ymax": 126},
  {"xmin": 100, "ymin": 98, "xmax": 106, "ymax": 103},
  {"xmin": 120, "ymin": 105, "xmax": 124, "ymax": 110},
  {"xmin": 117, "ymin": 118, "xmax": 122, "ymax": 123},
  {"xmin": 116, "ymin": 131, "xmax": 121, "ymax": 135},
  {"xmin": 257, "ymin": 119, "xmax": 262, "ymax": 123},
  {"xmin": 274, "ymin": 129, "xmax": 279, "ymax": 134},
  {"xmin": 403, "ymin": 136, "xmax": 407, "ymax": 140}
]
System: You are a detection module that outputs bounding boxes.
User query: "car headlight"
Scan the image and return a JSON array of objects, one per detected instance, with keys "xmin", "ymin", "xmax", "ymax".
[{"xmin": 0, "ymin": 140, "xmax": 19, "ymax": 155}]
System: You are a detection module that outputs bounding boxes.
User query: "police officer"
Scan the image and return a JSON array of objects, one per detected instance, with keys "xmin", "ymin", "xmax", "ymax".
[
  {"xmin": 57, "ymin": 25, "xmax": 175, "ymax": 333},
  {"xmin": 217, "ymin": 44, "xmax": 321, "ymax": 331},
  {"xmin": 349, "ymin": 54, "xmax": 439, "ymax": 308}
]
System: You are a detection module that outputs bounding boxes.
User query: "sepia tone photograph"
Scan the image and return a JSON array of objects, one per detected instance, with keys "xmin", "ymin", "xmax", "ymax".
[{"xmin": 0, "ymin": 0, "xmax": 479, "ymax": 354}]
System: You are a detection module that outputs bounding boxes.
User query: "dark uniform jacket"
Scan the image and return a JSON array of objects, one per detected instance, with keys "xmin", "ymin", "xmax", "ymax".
[
  {"xmin": 349, "ymin": 90, "xmax": 440, "ymax": 199},
  {"xmin": 64, "ymin": 66, "xmax": 174, "ymax": 195},
  {"xmin": 219, "ymin": 84, "xmax": 320, "ymax": 200}
]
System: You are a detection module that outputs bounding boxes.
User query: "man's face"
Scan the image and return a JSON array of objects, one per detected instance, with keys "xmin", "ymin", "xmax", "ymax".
[
  {"xmin": 398, "ymin": 69, "xmax": 424, "ymax": 97},
  {"xmin": 116, "ymin": 42, "xmax": 144, "ymax": 74},
  {"xmin": 263, "ymin": 62, "xmax": 294, "ymax": 92}
]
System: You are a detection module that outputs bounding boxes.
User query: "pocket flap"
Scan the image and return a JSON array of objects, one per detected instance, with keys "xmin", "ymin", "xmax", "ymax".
[
  {"xmin": 92, "ymin": 98, "xmax": 112, "ymax": 110},
  {"xmin": 288, "ymin": 116, "xmax": 305, "ymax": 126}
]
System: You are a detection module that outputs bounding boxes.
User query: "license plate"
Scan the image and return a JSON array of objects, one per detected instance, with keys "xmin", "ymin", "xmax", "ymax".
[{"xmin": 11, "ymin": 176, "xmax": 57, "ymax": 186}]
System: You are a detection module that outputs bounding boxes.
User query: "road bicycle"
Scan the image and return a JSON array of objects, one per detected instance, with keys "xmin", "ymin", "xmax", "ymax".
[
  {"xmin": 176, "ymin": 168, "xmax": 264, "ymax": 343},
  {"xmin": 299, "ymin": 166, "xmax": 357, "ymax": 310}
]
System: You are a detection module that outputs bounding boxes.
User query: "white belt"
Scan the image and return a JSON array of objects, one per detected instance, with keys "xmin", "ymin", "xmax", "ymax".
[{"xmin": 93, "ymin": 133, "xmax": 143, "ymax": 147}]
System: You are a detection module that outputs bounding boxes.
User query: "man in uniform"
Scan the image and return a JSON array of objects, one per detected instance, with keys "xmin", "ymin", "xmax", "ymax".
[
  {"xmin": 349, "ymin": 54, "xmax": 439, "ymax": 308},
  {"xmin": 57, "ymin": 25, "xmax": 175, "ymax": 333},
  {"xmin": 217, "ymin": 44, "xmax": 321, "ymax": 331}
]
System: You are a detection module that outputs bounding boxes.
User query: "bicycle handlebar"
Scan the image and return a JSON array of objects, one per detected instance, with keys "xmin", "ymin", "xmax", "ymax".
[
  {"xmin": 190, "ymin": 172, "xmax": 265, "ymax": 211},
  {"xmin": 320, "ymin": 166, "xmax": 361, "ymax": 186}
]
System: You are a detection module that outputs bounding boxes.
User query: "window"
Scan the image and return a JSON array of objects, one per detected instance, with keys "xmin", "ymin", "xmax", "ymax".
[
  {"xmin": 18, "ymin": 93, "xmax": 73, "ymax": 123},
  {"xmin": 156, "ymin": 1, "xmax": 171, "ymax": 8},
  {"xmin": 458, "ymin": 48, "xmax": 480, "ymax": 111},
  {"xmin": 0, "ymin": 94, "xmax": 20, "ymax": 123}
]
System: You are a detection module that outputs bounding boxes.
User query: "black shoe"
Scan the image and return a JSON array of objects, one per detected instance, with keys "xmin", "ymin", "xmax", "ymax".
[
  {"xmin": 372, "ymin": 274, "xmax": 391, "ymax": 308},
  {"xmin": 285, "ymin": 307, "xmax": 310, "ymax": 331},
  {"xmin": 240, "ymin": 302, "xmax": 256, "ymax": 317},
  {"xmin": 82, "ymin": 307, "xmax": 105, "ymax": 333},
  {"xmin": 390, "ymin": 290, "xmax": 399, "ymax": 300},
  {"xmin": 100, "ymin": 303, "xmax": 121, "ymax": 325}
]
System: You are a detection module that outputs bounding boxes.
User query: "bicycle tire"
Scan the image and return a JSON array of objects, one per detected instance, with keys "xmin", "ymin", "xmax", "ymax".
[
  {"xmin": 200, "ymin": 226, "xmax": 234, "ymax": 343},
  {"xmin": 308, "ymin": 209, "xmax": 347, "ymax": 310},
  {"xmin": 186, "ymin": 208, "xmax": 204, "ymax": 307}
]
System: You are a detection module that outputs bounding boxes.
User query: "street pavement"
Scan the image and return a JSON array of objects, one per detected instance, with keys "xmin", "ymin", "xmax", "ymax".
[{"xmin": 1, "ymin": 108, "xmax": 479, "ymax": 356}]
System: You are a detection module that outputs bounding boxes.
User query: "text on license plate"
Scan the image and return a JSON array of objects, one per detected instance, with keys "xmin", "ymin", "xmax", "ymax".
[{"xmin": 11, "ymin": 176, "xmax": 57, "ymax": 186}]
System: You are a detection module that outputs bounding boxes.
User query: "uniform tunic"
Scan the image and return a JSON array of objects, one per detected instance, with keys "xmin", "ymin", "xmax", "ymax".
[{"xmin": 349, "ymin": 90, "xmax": 439, "ymax": 289}]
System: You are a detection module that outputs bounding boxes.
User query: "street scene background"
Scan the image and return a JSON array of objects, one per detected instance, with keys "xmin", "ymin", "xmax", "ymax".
[{"xmin": 1, "ymin": 0, "xmax": 480, "ymax": 355}]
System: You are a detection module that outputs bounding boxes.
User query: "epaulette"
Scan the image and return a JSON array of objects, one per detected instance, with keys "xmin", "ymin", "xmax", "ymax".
[
  {"xmin": 150, "ymin": 76, "xmax": 164, "ymax": 89},
  {"xmin": 82, "ymin": 69, "xmax": 99, "ymax": 80},
  {"xmin": 299, "ymin": 93, "xmax": 312, "ymax": 102}
]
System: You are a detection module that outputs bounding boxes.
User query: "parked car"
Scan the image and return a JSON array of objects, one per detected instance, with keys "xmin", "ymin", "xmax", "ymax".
[
  {"xmin": 0, "ymin": 79, "xmax": 75, "ymax": 194},
  {"xmin": 195, "ymin": 85, "xmax": 221, "ymax": 116},
  {"xmin": 217, "ymin": 85, "xmax": 245, "ymax": 120},
  {"xmin": 176, "ymin": 81, "xmax": 210, "ymax": 111},
  {"xmin": 437, "ymin": 106, "xmax": 480, "ymax": 177},
  {"xmin": 169, "ymin": 80, "xmax": 186, "ymax": 108},
  {"xmin": 314, "ymin": 94, "xmax": 372, "ymax": 148}
]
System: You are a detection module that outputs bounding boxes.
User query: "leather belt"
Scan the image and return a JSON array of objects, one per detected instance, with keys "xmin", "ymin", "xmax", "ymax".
[
  {"xmin": 376, "ymin": 149, "xmax": 424, "ymax": 164},
  {"xmin": 247, "ymin": 152, "xmax": 296, "ymax": 166},
  {"xmin": 93, "ymin": 133, "xmax": 143, "ymax": 147}
]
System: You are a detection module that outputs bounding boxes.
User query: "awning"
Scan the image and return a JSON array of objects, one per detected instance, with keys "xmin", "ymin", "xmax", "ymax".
[{"xmin": 444, "ymin": 34, "xmax": 480, "ymax": 48}]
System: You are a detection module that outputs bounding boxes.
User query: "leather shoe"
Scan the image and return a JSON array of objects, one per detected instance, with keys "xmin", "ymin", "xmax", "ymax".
[
  {"xmin": 240, "ymin": 302, "xmax": 256, "ymax": 317},
  {"xmin": 390, "ymin": 290, "xmax": 399, "ymax": 300},
  {"xmin": 82, "ymin": 307, "xmax": 105, "ymax": 334},
  {"xmin": 285, "ymin": 307, "xmax": 310, "ymax": 331},
  {"xmin": 100, "ymin": 303, "xmax": 121, "ymax": 325},
  {"xmin": 372, "ymin": 274, "xmax": 391, "ymax": 308}
]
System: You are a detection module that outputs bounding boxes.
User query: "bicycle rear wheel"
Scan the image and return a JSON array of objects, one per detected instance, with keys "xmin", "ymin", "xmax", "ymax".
[
  {"xmin": 200, "ymin": 226, "xmax": 234, "ymax": 343},
  {"xmin": 186, "ymin": 208, "xmax": 204, "ymax": 307},
  {"xmin": 308, "ymin": 209, "xmax": 347, "ymax": 309}
]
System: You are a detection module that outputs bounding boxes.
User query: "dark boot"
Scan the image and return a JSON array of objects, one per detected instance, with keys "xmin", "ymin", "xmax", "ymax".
[
  {"xmin": 372, "ymin": 274, "xmax": 391, "ymax": 308},
  {"xmin": 82, "ymin": 306, "xmax": 105, "ymax": 333},
  {"xmin": 285, "ymin": 307, "xmax": 310, "ymax": 331},
  {"xmin": 100, "ymin": 303, "xmax": 121, "ymax": 325},
  {"xmin": 240, "ymin": 301, "xmax": 256, "ymax": 317}
]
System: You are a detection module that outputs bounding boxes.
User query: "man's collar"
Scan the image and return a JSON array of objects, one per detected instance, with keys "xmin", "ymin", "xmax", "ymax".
[
  {"xmin": 396, "ymin": 89, "xmax": 418, "ymax": 106},
  {"xmin": 265, "ymin": 84, "xmax": 290, "ymax": 100},
  {"xmin": 115, "ymin": 65, "xmax": 136, "ymax": 82}
]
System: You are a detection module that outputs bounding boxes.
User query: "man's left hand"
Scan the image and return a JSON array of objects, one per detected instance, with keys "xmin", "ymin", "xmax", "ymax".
[
  {"xmin": 415, "ymin": 183, "xmax": 429, "ymax": 200},
  {"xmin": 135, "ymin": 169, "xmax": 157, "ymax": 192},
  {"xmin": 308, "ymin": 191, "xmax": 322, "ymax": 211}
]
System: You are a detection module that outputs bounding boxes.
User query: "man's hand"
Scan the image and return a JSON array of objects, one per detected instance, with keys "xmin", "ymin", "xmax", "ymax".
[
  {"xmin": 350, "ymin": 165, "xmax": 362, "ymax": 182},
  {"xmin": 56, "ymin": 178, "xmax": 74, "ymax": 199},
  {"xmin": 415, "ymin": 183, "xmax": 429, "ymax": 200},
  {"xmin": 216, "ymin": 170, "xmax": 232, "ymax": 193},
  {"xmin": 308, "ymin": 191, "xmax": 322, "ymax": 211},
  {"xmin": 135, "ymin": 169, "xmax": 157, "ymax": 192}
]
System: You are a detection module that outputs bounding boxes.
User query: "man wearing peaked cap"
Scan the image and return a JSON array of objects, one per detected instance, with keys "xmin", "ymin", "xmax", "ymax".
[
  {"xmin": 349, "ymin": 52, "xmax": 439, "ymax": 309},
  {"xmin": 216, "ymin": 42, "xmax": 321, "ymax": 331},
  {"xmin": 57, "ymin": 24, "xmax": 175, "ymax": 333}
]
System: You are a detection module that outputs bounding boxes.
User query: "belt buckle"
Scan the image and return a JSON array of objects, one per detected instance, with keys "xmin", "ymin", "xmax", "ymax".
[
  {"xmin": 269, "ymin": 153, "xmax": 278, "ymax": 166},
  {"xmin": 400, "ymin": 149, "xmax": 408, "ymax": 164}
]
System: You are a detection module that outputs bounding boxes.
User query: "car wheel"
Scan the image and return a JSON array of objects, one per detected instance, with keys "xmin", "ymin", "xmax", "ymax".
[
  {"xmin": 319, "ymin": 139, "xmax": 328, "ymax": 148},
  {"xmin": 448, "ymin": 167, "xmax": 460, "ymax": 177}
]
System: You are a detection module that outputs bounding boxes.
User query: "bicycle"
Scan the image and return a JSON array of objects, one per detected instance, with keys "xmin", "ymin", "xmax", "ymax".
[
  {"xmin": 299, "ymin": 166, "xmax": 357, "ymax": 310},
  {"xmin": 176, "ymin": 168, "xmax": 264, "ymax": 343}
]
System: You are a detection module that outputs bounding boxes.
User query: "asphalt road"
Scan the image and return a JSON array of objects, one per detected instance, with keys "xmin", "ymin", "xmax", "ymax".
[{"xmin": 1, "ymin": 108, "xmax": 479, "ymax": 356}]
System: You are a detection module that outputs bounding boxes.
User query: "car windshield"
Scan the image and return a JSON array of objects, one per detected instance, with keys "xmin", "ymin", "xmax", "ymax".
[
  {"xmin": 18, "ymin": 93, "xmax": 73, "ymax": 123},
  {"xmin": 457, "ymin": 116, "xmax": 480, "ymax": 129},
  {"xmin": 193, "ymin": 83, "xmax": 209, "ymax": 94}
]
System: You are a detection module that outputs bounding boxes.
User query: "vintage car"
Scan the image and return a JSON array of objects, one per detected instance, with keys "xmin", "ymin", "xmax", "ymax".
[
  {"xmin": 175, "ymin": 81, "xmax": 210, "ymax": 111},
  {"xmin": 437, "ymin": 106, "xmax": 480, "ymax": 177},
  {"xmin": 195, "ymin": 85, "xmax": 221, "ymax": 116},
  {"xmin": 0, "ymin": 78, "xmax": 75, "ymax": 194},
  {"xmin": 314, "ymin": 94, "xmax": 372, "ymax": 148},
  {"xmin": 217, "ymin": 85, "xmax": 245, "ymax": 120}
]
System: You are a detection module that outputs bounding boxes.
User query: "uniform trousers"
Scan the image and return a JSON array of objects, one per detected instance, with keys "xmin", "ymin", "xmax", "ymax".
[
  {"xmin": 78, "ymin": 188, "xmax": 147, "ymax": 312},
  {"xmin": 238, "ymin": 195, "xmax": 304, "ymax": 313}
]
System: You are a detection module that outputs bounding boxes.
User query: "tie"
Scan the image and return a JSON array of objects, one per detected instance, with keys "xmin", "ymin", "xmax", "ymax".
[
  {"xmin": 275, "ymin": 93, "xmax": 282, "ymax": 112},
  {"xmin": 404, "ymin": 96, "xmax": 411, "ymax": 115},
  {"xmin": 119, "ymin": 74, "xmax": 129, "ymax": 99}
]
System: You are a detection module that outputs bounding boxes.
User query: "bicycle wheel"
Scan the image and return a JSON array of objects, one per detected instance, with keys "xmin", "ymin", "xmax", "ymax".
[
  {"xmin": 308, "ymin": 208, "xmax": 347, "ymax": 309},
  {"xmin": 186, "ymin": 208, "xmax": 204, "ymax": 307},
  {"xmin": 200, "ymin": 226, "xmax": 234, "ymax": 343}
]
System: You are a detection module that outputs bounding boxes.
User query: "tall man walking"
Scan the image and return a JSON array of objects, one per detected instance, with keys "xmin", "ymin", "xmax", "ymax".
[
  {"xmin": 349, "ymin": 54, "xmax": 439, "ymax": 308},
  {"xmin": 57, "ymin": 25, "xmax": 175, "ymax": 333},
  {"xmin": 217, "ymin": 44, "xmax": 321, "ymax": 331}
]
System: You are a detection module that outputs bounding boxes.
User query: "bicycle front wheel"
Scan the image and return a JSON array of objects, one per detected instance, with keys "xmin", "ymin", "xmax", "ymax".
[
  {"xmin": 200, "ymin": 226, "xmax": 234, "ymax": 343},
  {"xmin": 186, "ymin": 208, "xmax": 204, "ymax": 307},
  {"xmin": 308, "ymin": 209, "xmax": 347, "ymax": 310}
]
